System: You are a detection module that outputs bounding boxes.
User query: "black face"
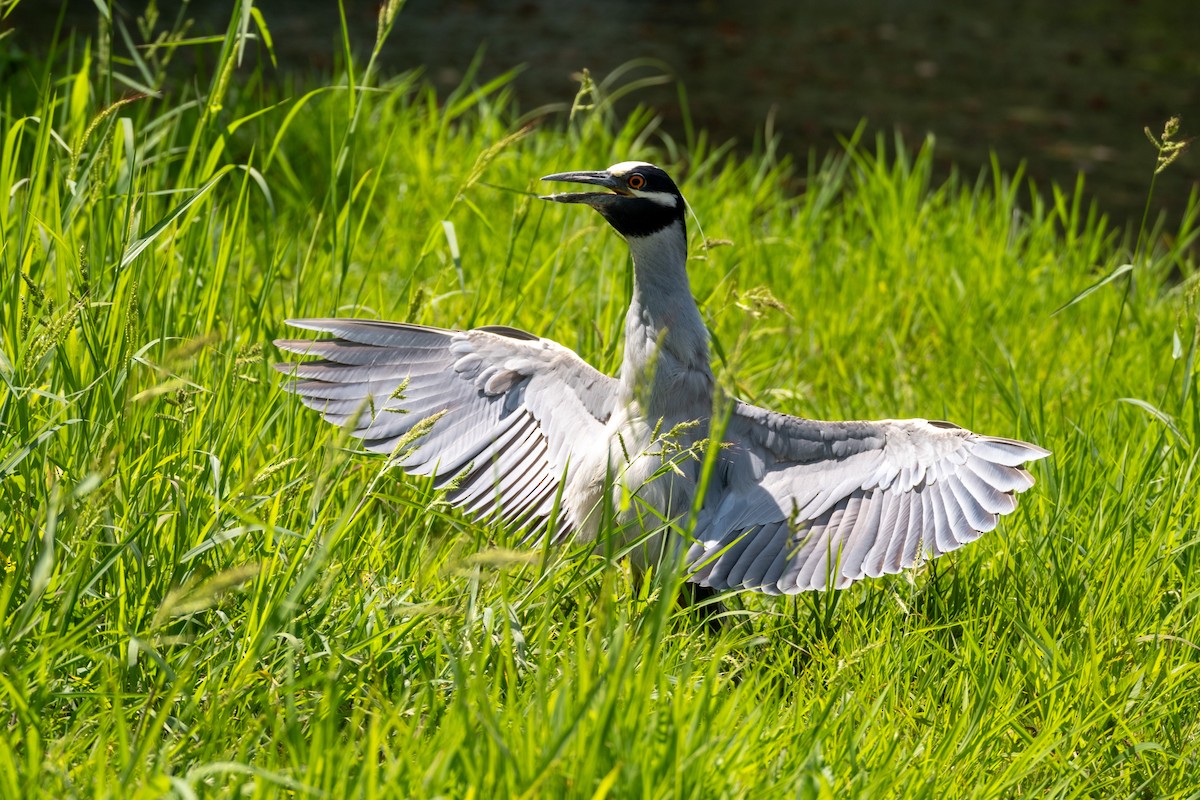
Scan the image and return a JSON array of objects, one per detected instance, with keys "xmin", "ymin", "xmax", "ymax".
[{"xmin": 540, "ymin": 163, "xmax": 685, "ymax": 239}]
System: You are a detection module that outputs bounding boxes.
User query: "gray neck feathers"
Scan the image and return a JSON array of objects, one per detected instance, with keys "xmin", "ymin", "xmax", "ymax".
[{"xmin": 620, "ymin": 220, "xmax": 713, "ymax": 407}]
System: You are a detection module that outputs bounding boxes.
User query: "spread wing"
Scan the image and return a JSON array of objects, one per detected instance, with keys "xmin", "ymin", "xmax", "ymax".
[
  {"xmin": 687, "ymin": 401, "xmax": 1050, "ymax": 594},
  {"xmin": 274, "ymin": 319, "xmax": 619, "ymax": 540}
]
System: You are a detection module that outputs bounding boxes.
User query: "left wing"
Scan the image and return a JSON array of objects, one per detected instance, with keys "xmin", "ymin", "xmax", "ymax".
[{"xmin": 687, "ymin": 401, "xmax": 1049, "ymax": 593}]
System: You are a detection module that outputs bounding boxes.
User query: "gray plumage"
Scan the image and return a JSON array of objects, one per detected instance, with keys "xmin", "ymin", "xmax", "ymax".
[{"xmin": 276, "ymin": 161, "xmax": 1049, "ymax": 594}]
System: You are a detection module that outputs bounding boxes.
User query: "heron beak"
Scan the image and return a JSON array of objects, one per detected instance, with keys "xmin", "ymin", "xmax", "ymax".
[{"xmin": 539, "ymin": 170, "xmax": 629, "ymax": 205}]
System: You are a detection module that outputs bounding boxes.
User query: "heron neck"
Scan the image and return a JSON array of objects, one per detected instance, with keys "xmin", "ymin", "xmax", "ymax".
[{"xmin": 620, "ymin": 221, "xmax": 713, "ymax": 403}]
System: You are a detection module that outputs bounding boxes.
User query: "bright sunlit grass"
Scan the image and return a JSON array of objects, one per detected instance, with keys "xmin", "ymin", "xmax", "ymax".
[{"xmin": 2, "ymin": 5, "xmax": 1199, "ymax": 798}]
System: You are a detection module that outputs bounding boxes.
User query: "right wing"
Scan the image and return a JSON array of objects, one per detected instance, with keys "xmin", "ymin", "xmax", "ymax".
[{"xmin": 275, "ymin": 319, "xmax": 620, "ymax": 540}]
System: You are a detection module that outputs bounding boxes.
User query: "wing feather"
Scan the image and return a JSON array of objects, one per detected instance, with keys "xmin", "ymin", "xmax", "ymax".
[
  {"xmin": 880, "ymin": 489, "xmax": 911, "ymax": 575},
  {"xmin": 276, "ymin": 319, "xmax": 618, "ymax": 536},
  {"xmin": 929, "ymin": 482, "xmax": 954, "ymax": 555},
  {"xmin": 910, "ymin": 488, "xmax": 933, "ymax": 564},
  {"xmin": 688, "ymin": 401, "xmax": 1048, "ymax": 592},
  {"xmin": 740, "ymin": 522, "xmax": 789, "ymax": 591},
  {"xmin": 840, "ymin": 490, "xmax": 881, "ymax": 582},
  {"xmin": 948, "ymin": 477, "xmax": 994, "ymax": 536},
  {"xmin": 758, "ymin": 536, "xmax": 791, "ymax": 594},
  {"xmin": 725, "ymin": 523, "xmax": 778, "ymax": 589}
]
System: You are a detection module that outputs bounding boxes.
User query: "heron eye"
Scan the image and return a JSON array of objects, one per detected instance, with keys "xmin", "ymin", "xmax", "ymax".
[{"xmin": 627, "ymin": 173, "xmax": 646, "ymax": 190}]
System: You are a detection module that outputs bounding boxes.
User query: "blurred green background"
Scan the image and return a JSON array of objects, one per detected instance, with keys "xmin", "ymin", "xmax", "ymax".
[{"xmin": 5, "ymin": 0, "xmax": 1198, "ymax": 228}]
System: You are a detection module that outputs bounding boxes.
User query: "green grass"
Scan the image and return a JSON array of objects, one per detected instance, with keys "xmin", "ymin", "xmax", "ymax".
[{"xmin": 3, "ymin": 5, "xmax": 1200, "ymax": 798}]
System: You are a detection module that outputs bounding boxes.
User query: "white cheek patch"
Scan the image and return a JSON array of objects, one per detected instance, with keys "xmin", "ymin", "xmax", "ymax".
[{"xmin": 631, "ymin": 189, "xmax": 679, "ymax": 208}]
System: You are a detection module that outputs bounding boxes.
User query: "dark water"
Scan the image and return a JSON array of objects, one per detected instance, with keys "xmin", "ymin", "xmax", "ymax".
[{"xmin": 6, "ymin": 0, "xmax": 1198, "ymax": 232}]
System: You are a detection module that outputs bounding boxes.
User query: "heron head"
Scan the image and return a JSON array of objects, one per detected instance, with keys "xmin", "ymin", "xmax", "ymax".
[{"xmin": 540, "ymin": 161, "xmax": 684, "ymax": 238}]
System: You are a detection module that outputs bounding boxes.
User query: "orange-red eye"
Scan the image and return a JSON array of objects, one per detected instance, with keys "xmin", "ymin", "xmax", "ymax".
[{"xmin": 627, "ymin": 173, "xmax": 646, "ymax": 190}]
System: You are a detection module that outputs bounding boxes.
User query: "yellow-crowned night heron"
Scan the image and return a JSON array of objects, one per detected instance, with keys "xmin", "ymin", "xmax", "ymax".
[{"xmin": 276, "ymin": 161, "xmax": 1048, "ymax": 594}]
